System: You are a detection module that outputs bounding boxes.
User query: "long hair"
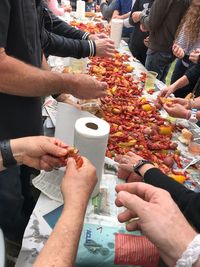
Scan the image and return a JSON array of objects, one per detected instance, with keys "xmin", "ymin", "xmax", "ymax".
[{"xmin": 175, "ymin": 0, "xmax": 200, "ymax": 45}]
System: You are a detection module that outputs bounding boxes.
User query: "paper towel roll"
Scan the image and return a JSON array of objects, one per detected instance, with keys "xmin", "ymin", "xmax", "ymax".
[
  {"xmin": 74, "ymin": 117, "xmax": 110, "ymax": 197},
  {"xmin": 110, "ymin": 19, "xmax": 123, "ymax": 48},
  {"xmin": 76, "ymin": 0, "xmax": 85, "ymax": 19}
]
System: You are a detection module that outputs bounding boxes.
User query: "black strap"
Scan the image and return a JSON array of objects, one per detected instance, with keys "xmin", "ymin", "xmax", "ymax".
[{"xmin": 0, "ymin": 140, "xmax": 17, "ymax": 168}]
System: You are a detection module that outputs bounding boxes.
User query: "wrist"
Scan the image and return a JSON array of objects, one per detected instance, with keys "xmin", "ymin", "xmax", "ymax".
[
  {"xmin": 10, "ymin": 139, "xmax": 24, "ymax": 165},
  {"xmin": 139, "ymin": 164, "xmax": 155, "ymax": 177}
]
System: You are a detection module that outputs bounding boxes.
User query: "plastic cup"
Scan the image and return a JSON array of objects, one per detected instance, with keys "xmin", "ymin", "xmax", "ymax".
[
  {"xmin": 69, "ymin": 57, "xmax": 87, "ymax": 73},
  {"xmin": 144, "ymin": 71, "xmax": 158, "ymax": 90},
  {"xmin": 188, "ymin": 141, "xmax": 200, "ymax": 155}
]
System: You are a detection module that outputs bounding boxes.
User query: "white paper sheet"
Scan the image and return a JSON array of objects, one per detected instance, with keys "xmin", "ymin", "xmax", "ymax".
[{"xmin": 32, "ymin": 170, "xmax": 64, "ymax": 203}]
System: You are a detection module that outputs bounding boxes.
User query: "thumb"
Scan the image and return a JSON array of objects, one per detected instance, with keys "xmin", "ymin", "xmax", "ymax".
[
  {"xmin": 65, "ymin": 157, "xmax": 77, "ymax": 174},
  {"xmin": 118, "ymin": 191, "xmax": 146, "ymax": 216}
]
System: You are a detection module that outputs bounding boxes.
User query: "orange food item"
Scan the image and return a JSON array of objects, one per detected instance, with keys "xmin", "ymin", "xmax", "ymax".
[
  {"xmin": 160, "ymin": 97, "xmax": 174, "ymax": 105},
  {"xmin": 142, "ymin": 104, "xmax": 153, "ymax": 112},
  {"xmin": 159, "ymin": 125, "xmax": 172, "ymax": 135},
  {"xmin": 61, "ymin": 146, "xmax": 83, "ymax": 169},
  {"xmin": 169, "ymin": 174, "xmax": 186, "ymax": 184}
]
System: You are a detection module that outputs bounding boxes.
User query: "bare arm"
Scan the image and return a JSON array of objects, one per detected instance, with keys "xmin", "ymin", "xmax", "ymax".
[
  {"xmin": 33, "ymin": 157, "xmax": 97, "ymax": 267},
  {"xmin": 0, "ymin": 48, "xmax": 107, "ymax": 99}
]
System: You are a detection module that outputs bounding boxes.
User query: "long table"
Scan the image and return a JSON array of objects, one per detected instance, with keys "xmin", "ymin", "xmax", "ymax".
[{"xmin": 16, "ymin": 15, "xmax": 200, "ymax": 267}]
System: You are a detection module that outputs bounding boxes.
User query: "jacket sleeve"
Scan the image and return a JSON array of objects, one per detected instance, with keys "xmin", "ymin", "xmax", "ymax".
[
  {"xmin": 140, "ymin": 0, "xmax": 173, "ymax": 31},
  {"xmin": 42, "ymin": 28, "xmax": 95, "ymax": 58},
  {"xmin": 43, "ymin": 1, "xmax": 89, "ymax": 40},
  {"xmin": 144, "ymin": 168, "xmax": 200, "ymax": 232},
  {"xmin": 185, "ymin": 63, "xmax": 200, "ymax": 84},
  {"xmin": 129, "ymin": 0, "xmax": 139, "ymax": 26},
  {"xmin": 100, "ymin": 0, "xmax": 116, "ymax": 21}
]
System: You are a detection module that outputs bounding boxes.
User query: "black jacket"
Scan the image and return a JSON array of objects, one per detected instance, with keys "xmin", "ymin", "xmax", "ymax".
[
  {"xmin": 144, "ymin": 168, "xmax": 200, "ymax": 232},
  {"xmin": 140, "ymin": 0, "xmax": 191, "ymax": 52},
  {"xmin": 39, "ymin": 1, "xmax": 96, "ymax": 58},
  {"xmin": 128, "ymin": 0, "xmax": 153, "ymax": 64}
]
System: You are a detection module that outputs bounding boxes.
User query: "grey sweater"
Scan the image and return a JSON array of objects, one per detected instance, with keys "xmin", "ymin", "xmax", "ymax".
[{"xmin": 140, "ymin": 0, "xmax": 191, "ymax": 52}]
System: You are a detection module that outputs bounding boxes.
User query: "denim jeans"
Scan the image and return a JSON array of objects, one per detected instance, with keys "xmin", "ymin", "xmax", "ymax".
[
  {"xmin": 145, "ymin": 49, "xmax": 175, "ymax": 83},
  {"xmin": 0, "ymin": 166, "xmax": 36, "ymax": 242},
  {"xmin": 171, "ymin": 59, "xmax": 195, "ymax": 98}
]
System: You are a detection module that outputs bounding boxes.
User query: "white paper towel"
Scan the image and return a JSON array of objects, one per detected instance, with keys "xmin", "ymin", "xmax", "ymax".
[
  {"xmin": 110, "ymin": 18, "xmax": 123, "ymax": 48},
  {"xmin": 74, "ymin": 117, "xmax": 110, "ymax": 197},
  {"xmin": 55, "ymin": 103, "xmax": 95, "ymax": 145},
  {"xmin": 76, "ymin": 0, "xmax": 85, "ymax": 19}
]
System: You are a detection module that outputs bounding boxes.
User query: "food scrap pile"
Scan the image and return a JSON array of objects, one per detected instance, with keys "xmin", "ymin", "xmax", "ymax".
[{"xmin": 88, "ymin": 53, "xmax": 182, "ymax": 175}]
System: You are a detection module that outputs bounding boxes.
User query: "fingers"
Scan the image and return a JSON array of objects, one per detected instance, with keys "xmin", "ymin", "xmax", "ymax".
[
  {"xmin": 118, "ymin": 208, "xmax": 137, "ymax": 222},
  {"xmin": 65, "ymin": 157, "xmax": 77, "ymax": 174},
  {"xmin": 41, "ymin": 155, "xmax": 64, "ymax": 168},
  {"xmin": 117, "ymin": 168, "xmax": 130, "ymax": 180},
  {"xmin": 117, "ymin": 191, "xmax": 146, "ymax": 217},
  {"xmin": 43, "ymin": 138, "xmax": 68, "ymax": 157},
  {"xmin": 116, "ymin": 182, "xmax": 156, "ymax": 201},
  {"xmin": 126, "ymin": 220, "xmax": 141, "ymax": 231}
]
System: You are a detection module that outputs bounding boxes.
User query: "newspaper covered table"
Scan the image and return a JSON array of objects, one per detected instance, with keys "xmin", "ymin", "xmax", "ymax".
[
  {"xmin": 15, "ymin": 170, "xmax": 159, "ymax": 267},
  {"xmin": 16, "ymin": 12, "xmax": 200, "ymax": 267}
]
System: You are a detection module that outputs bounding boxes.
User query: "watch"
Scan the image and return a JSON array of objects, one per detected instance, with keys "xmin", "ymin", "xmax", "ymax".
[
  {"xmin": 189, "ymin": 109, "xmax": 198, "ymax": 124},
  {"xmin": 133, "ymin": 159, "xmax": 153, "ymax": 176}
]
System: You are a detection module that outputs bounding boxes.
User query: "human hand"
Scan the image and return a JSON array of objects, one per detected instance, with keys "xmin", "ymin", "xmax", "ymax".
[
  {"xmin": 172, "ymin": 44, "xmax": 185, "ymax": 59},
  {"xmin": 11, "ymin": 136, "xmax": 70, "ymax": 171},
  {"xmin": 115, "ymin": 182, "xmax": 197, "ymax": 267},
  {"xmin": 96, "ymin": 4, "xmax": 100, "ymax": 12},
  {"xmin": 158, "ymin": 85, "xmax": 176, "ymax": 99},
  {"xmin": 143, "ymin": 36, "xmax": 149, "ymax": 47},
  {"xmin": 131, "ymin": 11, "xmax": 142, "ymax": 23},
  {"xmin": 67, "ymin": 73, "xmax": 107, "ymax": 99},
  {"xmin": 172, "ymin": 97, "xmax": 190, "ymax": 108},
  {"xmin": 61, "ymin": 157, "xmax": 97, "ymax": 206},
  {"xmin": 115, "ymin": 152, "xmax": 154, "ymax": 181},
  {"xmin": 163, "ymin": 103, "xmax": 189, "ymax": 119},
  {"xmin": 140, "ymin": 23, "xmax": 147, "ymax": 32},
  {"xmin": 189, "ymin": 48, "xmax": 200, "ymax": 63},
  {"xmin": 95, "ymin": 38, "xmax": 115, "ymax": 57}
]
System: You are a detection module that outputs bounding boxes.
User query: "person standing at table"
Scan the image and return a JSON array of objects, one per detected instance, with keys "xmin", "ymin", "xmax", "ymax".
[
  {"xmin": 128, "ymin": 0, "xmax": 153, "ymax": 65},
  {"xmin": 111, "ymin": 0, "xmax": 133, "ymax": 38},
  {"xmin": 100, "ymin": 0, "xmax": 116, "ymax": 21},
  {"xmin": 0, "ymin": 0, "xmax": 107, "ymax": 243},
  {"xmin": 170, "ymin": 0, "xmax": 200, "ymax": 98},
  {"xmin": 138, "ymin": 0, "xmax": 191, "ymax": 82},
  {"xmin": 40, "ymin": 1, "xmax": 115, "ymax": 59}
]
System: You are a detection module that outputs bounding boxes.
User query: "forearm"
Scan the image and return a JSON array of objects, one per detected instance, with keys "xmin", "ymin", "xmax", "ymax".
[
  {"xmin": 0, "ymin": 51, "xmax": 75, "ymax": 96},
  {"xmin": 112, "ymin": 10, "xmax": 119, "ymax": 18},
  {"xmin": 170, "ymin": 75, "xmax": 189, "ymax": 93},
  {"xmin": 119, "ymin": 12, "xmax": 130, "ymax": 20},
  {"xmin": 33, "ymin": 203, "xmax": 87, "ymax": 267}
]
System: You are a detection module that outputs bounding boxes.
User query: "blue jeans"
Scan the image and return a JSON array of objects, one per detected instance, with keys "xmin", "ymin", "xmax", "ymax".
[
  {"xmin": 0, "ymin": 166, "xmax": 36, "ymax": 242},
  {"xmin": 145, "ymin": 49, "xmax": 175, "ymax": 83},
  {"xmin": 171, "ymin": 59, "xmax": 195, "ymax": 98}
]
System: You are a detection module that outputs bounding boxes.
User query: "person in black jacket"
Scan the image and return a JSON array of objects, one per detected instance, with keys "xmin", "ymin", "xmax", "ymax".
[
  {"xmin": 40, "ymin": 1, "xmax": 115, "ymax": 59},
  {"xmin": 128, "ymin": 0, "xmax": 153, "ymax": 65},
  {"xmin": 159, "ymin": 54, "xmax": 200, "ymax": 99},
  {"xmin": 116, "ymin": 151, "xmax": 200, "ymax": 232},
  {"xmin": 138, "ymin": 0, "xmax": 191, "ymax": 82}
]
